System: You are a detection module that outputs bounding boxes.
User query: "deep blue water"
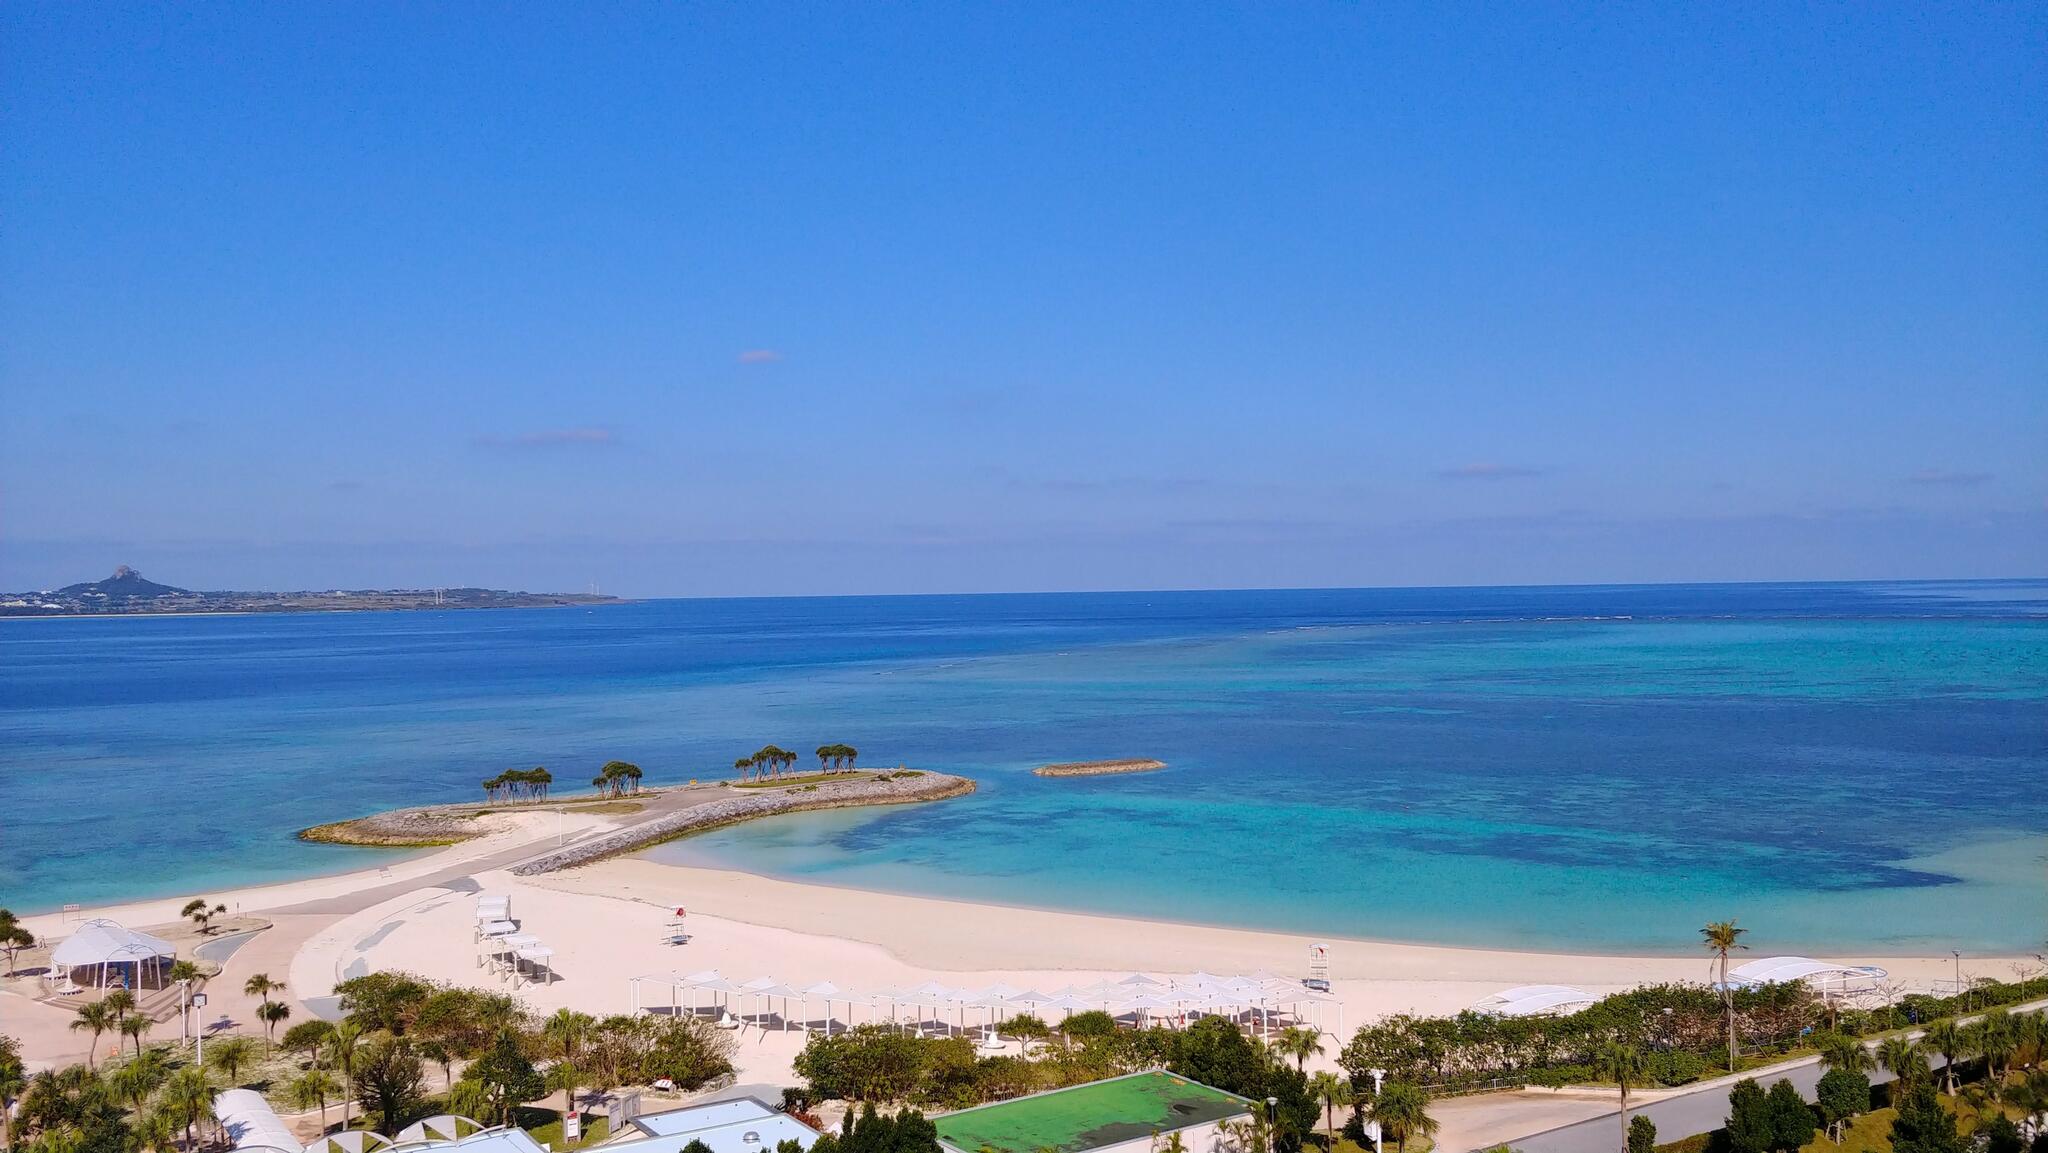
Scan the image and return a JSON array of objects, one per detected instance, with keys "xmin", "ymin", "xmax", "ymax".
[{"xmin": 3, "ymin": 581, "xmax": 2044, "ymax": 951}]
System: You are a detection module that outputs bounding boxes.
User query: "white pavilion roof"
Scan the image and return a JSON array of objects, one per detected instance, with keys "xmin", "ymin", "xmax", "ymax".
[
  {"xmin": 1470, "ymin": 985, "xmax": 1599, "ymax": 1017},
  {"xmin": 1724, "ymin": 957, "xmax": 1887, "ymax": 989},
  {"xmin": 51, "ymin": 919, "xmax": 176, "ymax": 968}
]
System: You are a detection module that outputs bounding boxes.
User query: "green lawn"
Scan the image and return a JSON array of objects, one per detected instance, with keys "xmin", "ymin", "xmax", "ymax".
[
  {"xmin": 523, "ymin": 1108, "xmax": 611, "ymax": 1149},
  {"xmin": 934, "ymin": 1071, "xmax": 1251, "ymax": 1153},
  {"xmin": 734, "ymin": 771, "xmax": 877, "ymax": 789}
]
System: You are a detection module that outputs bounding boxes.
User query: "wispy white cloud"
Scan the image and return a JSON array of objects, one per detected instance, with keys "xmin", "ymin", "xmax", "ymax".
[
  {"xmin": 1436, "ymin": 462, "xmax": 1545, "ymax": 481},
  {"xmin": 737, "ymin": 349, "xmax": 784, "ymax": 364},
  {"xmin": 1906, "ymin": 469, "xmax": 1991, "ymax": 486},
  {"xmin": 473, "ymin": 427, "xmax": 618, "ymax": 449}
]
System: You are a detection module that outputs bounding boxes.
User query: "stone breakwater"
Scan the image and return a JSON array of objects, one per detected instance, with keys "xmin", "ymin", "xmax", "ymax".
[
  {"xmin": 1031, "ymin": 758, "xmax": 1167, "ymax": 778},
  {"xmin": 509, "ymin": 771, "xmax": 976, "ymax": 874}
]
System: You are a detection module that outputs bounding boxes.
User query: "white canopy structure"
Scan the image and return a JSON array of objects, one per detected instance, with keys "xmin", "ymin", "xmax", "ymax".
[
  {"xmin": 1471, "ymin": 985, "xmax": 1600, "ymax": 1017},
  {"xmin": 394, "ymin": 1117, "xmax": 487, "ymax": 1146},
  {"xmin": 630, "ymin": 969, "xmax": 1341, "ymax": 1037},
  {"xmin": 307, "ymin": 1133, "xmax": 394, "ymax": 1153},
  {"xmin": 216, "ymin": 1088, "xmax": 305, "ymax": 1153},
  {"xmin": 1722, "ymin": 957, "xmax": 1888, "ymax": 992},
  {"xmin": 52, "ymin": 920, "xmax": 177, "ymax": 989}
]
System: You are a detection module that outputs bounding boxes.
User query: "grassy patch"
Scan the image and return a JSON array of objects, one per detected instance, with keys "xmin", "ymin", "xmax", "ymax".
[
  {"xmin": 734, "ymin": 771, "xmax": 875, "ymax": 788},
  {"xmin": 521, "ymin": 1108, "xmax": 611, "ymax": 1149}
]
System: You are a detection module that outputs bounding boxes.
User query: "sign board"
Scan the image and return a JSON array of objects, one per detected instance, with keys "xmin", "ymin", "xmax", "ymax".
[{"xmin": 564, "ymin": 1114, "xmax": 582, "ymax": 1142}]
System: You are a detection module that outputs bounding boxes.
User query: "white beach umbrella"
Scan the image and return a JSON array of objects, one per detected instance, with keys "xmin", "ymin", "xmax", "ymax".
[
  {"xmin": 979, "ymin": 982, "xmax": 1025, "ymax": 1000},
  {"xmin": 682, "ymin": 969, "xmax": 724, "ymax": 984},
  {"xmin": 1041, "ymin": 993, "xmax": 1097, "ymax": 1018},
  {"xmin": 1001, "ymin": 990, "xmax": 1054, "ymax": 1010},
  {"xmin": 1116, "ymin": 973, "xmax": 1163, "ymax": 988},
  {"xmin": 910, "ymin": 980, "xmax": 955, "ymax": 998},
  {"xmin": 800, "ymin": 981, "xmax": 845, "ymax": 1034}
]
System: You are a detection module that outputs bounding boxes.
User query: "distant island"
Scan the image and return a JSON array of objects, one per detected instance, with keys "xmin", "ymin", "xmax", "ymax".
[
  {"xmin": 0, "ymin": 566, "xmax": 623, "ymax": 617},
  {"xmin": 1031, "ymin": 758, "xmax": 1168, "ymax": 778}
]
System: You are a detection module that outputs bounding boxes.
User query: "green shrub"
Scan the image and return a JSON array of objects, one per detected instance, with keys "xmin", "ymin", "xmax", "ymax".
[{"xmin": 1628, "ymin": 1115, "xmax": 1657, "ymax": 1153}]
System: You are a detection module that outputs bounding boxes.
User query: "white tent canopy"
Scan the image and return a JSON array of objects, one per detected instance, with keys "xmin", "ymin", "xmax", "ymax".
[
  {"xmin": 1471, "ymin": 985, "xmax": 1600, "ymax": 1017},
  {"xmin": 631, "ymin": 969, "xmax": 1343, "ymax": 1037},
  {"xmin": 52, "ymin": 920, "xmax": 176, "ymax": 988},
  {"xmin": 1723, "ymin": 957, "xmax": 1887, "ymax": 991},
  {"xmin": 215, "ymin": 1088, "xmax": 305, "ymax": 1153}
]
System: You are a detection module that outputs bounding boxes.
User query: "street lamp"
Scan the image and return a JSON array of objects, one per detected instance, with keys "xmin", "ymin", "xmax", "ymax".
[
  {"xmin": 1265, "ymin": 1097, "xmax": 1279, "ymax": 1153},
  {"xmin": 1369, "ymin": 1069, "xmax": 1386, "ymax": 1153},
  {"xmin": 192, "ymin": 992, "xmax": 209, "ymax": 1066}
]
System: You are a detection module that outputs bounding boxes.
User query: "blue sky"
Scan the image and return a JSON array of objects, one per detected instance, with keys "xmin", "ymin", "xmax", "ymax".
[{"xmin": 3, "ymin": 4, "xmax": 2043, "ymax": 595}]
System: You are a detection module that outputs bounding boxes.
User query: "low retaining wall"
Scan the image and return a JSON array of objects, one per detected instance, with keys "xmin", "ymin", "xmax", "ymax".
[{"xmin": 509, "ymin": 772, "xmax": 975, "ymax": 874}]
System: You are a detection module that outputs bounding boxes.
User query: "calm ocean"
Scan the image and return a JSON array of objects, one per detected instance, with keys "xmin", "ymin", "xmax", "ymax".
[{"xmin": 3, "ymin": 581, "xmax": 2044, "ymax": 952}]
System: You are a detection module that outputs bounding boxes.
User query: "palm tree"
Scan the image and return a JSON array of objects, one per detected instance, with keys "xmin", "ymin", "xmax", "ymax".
[
  {"xmin": 119, "ymin": 1012, "xmax": 153, "ymax": 1057},
  {"xmin": 1818, "ymin": 1032, "xmax": 1873, "ymax": 1075},
  {"xmin": 111, "ymin": 1049, "xmax": 170, "ymax": 1112},
  {"xmin": 1367, "ymin": 1081, "xmax": 1437, "ymax": 1153},
  {"xmin": 2014, "ymin": 1012, "xmax": 2046, "ymax": 1073},
  {"xmin": 1594, "ymin": 1042, "xmax": 1644, "ymax": 1153},
  {"xmin": 104, "ymin": 989, "xmax": 136, "ymax": 1022},
  {"xmin": 1700, "ymin": 920, "xmax": 1748, "ymax": 1071},
  {"xmin": 1309, "ymin": 1071, "xmax": 1353, "ymax": 1148},
  {"xmin": 168, "ymin": 961, "xmax": 201, "ymax": 1045},
  {"xmin": 735, "ymin": 756, "xmax": 754, "ymax": 782},
  {"xmin": 326, "ymin": 1020, "xmax": 365, "ymax": 1125},
  {"xmin": 181, "ymin": 899, "xmax": 227, "ymax": 935},
  {"xmin": 1878, "ymin": 1036, "xmax": 1926, "ymax": 1097},
  {"xmin": 289, "ymin": 1068, "xmax": 342, "ymax": 1133},
  {"xmin": 161, "ymin": 1066, "xmax": 213, "ymax": 1150},
  {"xmin": 70, "ymin": 1001, "xmax": 118, "ymax": 1068},
  {"xmin": 208, "ymin": 1036, "xmax": 258, "ymax": 1088},
  {"xmin": 258, "ymin": 1002, "xmax": 292, "ymax": 1053},
  {"xmin": 1273, "ymin": 1026, "xmax": 1323, "ymax": 1073},
  {"xmin": 136, "ymin": 1107, "xmax": 182, "ymax": 1153},
  {"xmin": 244, "ymin": 972, "xmax": 281, "ymax": 1006},
  {"xmin": 1924, "ymin": 1019, "xmax": 1968, "ymax": 1095},
  {"xmin": 1976, "ymin": 1010, "xmax": 2017, "ymax": 1091},
  {"xmin": 542, "ymin": 1009, "xmax": 594, "ymax": 1128}
]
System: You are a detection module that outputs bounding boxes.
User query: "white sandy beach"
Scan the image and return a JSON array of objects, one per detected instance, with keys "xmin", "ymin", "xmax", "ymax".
[
  {"xmin": 9, "ymin": 806, "xmax": 2029, "ymax": 1122},
  {"xmin": 7, "ymin": 804, "xmax": 2034, "ymax": 1153}
]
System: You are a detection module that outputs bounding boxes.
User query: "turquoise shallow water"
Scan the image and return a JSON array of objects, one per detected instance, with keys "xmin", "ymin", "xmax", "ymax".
[{"xmin": 3, "ymin": 581, "xmax": 2044, "ymax": 951}]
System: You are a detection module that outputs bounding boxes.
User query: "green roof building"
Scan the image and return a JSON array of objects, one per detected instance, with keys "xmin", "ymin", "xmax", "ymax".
[{"xmin": 933, "ymin": 1070, "xmax": 1254, "ymax": 1153}]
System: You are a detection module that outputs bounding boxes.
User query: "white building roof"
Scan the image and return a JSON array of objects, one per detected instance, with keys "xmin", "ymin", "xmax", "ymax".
[
  {"xmin": 391, "ymin": 1130, "xmax": 546, "ymax": 1153},
  {"xmin": 633, "ymin": 1099, "xmax": 779, "ymax": 1137},
  {"xmin": 620, "ymin": 1116, "xmax": 820, "ymax": 1153},
  {"xmin": 215, "ymin": 1088, "xmax": 305, "ymax": 1153},
  {"xmin": 52, "ymin": 919, "xmax": 176, "ymax": 968},
  {"xmin": 1470, "ymin": 985, "xmax": 1599, "ymax": 1017},
  {"xmin": 1724, "ymin": 957, "xmax": 1887, "ymax": 989}
]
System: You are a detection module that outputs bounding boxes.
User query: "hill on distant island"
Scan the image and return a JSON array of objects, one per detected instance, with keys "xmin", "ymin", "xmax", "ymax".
[
  {"xmin": 2, "ymin": 567, "xmax": 620, "ymax": 617},
  {"xmin": 54, "ymin": 565, "xmax": 191, "ymax": 603}
]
